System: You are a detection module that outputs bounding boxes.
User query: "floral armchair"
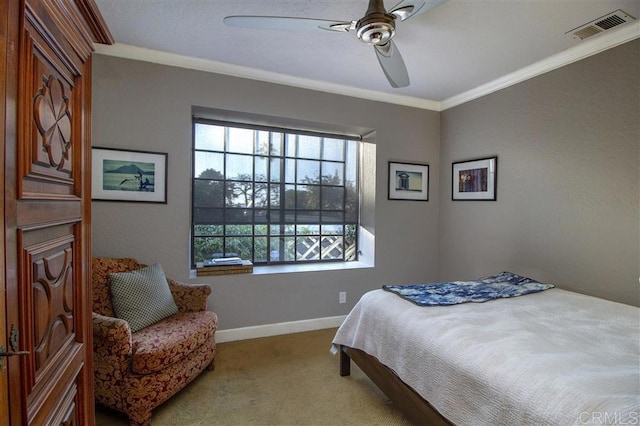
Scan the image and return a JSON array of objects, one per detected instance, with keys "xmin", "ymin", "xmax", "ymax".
[{"xmin": 92, "ymin": 257, "xmax": 218, "ymax": 426}]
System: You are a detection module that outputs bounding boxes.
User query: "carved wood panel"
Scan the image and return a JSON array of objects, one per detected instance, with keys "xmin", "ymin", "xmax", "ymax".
[
  {"xmin": 32, "ymin": 243, "xmax": 74, "ymax": 376},
  {"xmin": 20, "ymin": 21, "xmax": 78, "ymax": 199},
  {"xmin": 33, "ymin": 73, "xmax": 73, "ymax": 174},
  {"xmin": 19, "ymin": 226, "xmax": 82, "ymax": 417}
]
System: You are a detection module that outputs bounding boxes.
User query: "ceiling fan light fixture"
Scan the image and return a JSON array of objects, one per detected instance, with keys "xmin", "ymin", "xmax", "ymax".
[{"xmin": 356, "ymin": 15, "xmax": 396, "ymax": 45}]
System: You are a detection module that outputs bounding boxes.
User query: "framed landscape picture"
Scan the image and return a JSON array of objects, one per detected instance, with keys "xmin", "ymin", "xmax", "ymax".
[
  {"xmin": 388, "ymin": 161, "xmax": 429, "ymax": 201},
  {"xmin": 92, "ymin": 147, "xmax": 167, "ymax": 203},
  {"xmin": 452, "ymin": 156, "xmax": 497, "ymax": 201}
]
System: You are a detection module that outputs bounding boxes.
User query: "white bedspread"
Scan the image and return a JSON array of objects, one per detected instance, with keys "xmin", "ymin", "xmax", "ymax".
[{"xmin": 332, "ymin": 288, "xmax": 640, "ymax": 426}]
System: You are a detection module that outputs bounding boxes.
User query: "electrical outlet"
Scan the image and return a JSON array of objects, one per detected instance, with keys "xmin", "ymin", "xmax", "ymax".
[{"xmin": 339, "ymin": 291, "xmax": 346, "ymax": 304}]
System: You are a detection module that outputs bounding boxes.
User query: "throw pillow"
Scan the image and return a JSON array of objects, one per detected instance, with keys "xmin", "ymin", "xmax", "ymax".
[{"xmin": 109, "ymin": 263, "xmax": 179, "ymax": 332}]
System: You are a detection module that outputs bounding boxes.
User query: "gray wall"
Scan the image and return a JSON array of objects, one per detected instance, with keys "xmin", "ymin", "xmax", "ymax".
[
  {"xmin": 439, "ymin": 40, "xmax": 640, "ymax": 306},
  {"xmin": 92, "ymin": 39, "xmax": 639, "ymax": 330},
  {"xmin": 91, "ymin": 55, "xmax": 441, "ymax": 330}
]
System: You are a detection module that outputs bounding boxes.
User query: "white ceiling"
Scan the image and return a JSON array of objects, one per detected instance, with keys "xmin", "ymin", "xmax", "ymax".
[{"xmin": 93, "ymin": 0, "xmax": 639, "ymax": 110}]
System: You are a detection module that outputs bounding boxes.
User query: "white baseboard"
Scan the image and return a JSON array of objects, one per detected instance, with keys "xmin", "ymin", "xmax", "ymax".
[{"xmin": 215, "ymin": 315, "xmax": 346, "ymax": 343}]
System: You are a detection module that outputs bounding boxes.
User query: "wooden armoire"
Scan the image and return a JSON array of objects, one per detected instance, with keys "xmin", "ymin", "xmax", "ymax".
[{"xmin": 1, "ymin": 0, "xmax": 112, "ymax": 424}]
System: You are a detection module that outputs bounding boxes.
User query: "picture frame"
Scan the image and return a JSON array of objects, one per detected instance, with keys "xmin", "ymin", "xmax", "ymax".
[
  {"xmin": 92, "ymin": 147, "xmax": 168, "ymax": 203},
  {"xmin": 388, "ymin": 161, "xmax": 429, "ymax": 201},
  {"xmin": 452, "ymin": 156, "xmax": 497, "ymax": 201}
]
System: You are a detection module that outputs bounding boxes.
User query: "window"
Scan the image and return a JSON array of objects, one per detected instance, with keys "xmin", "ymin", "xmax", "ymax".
[{"xmin": 192, "ymin": 119, "xmax": 360, "ymax": 267}]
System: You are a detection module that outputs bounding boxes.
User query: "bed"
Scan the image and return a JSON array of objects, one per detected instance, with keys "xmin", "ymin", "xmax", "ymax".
[{"xmin": 332, "ymin": 273, "xmax": 640, "ymax": 425}]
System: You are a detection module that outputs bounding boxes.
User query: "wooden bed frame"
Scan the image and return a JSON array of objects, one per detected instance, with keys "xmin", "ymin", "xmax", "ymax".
[{"xmin": 339, "ymin": 345, "xmax": 453, "ymax": 425}]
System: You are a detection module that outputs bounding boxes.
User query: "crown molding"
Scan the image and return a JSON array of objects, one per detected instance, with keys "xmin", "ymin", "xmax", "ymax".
[
  {"xmin": 440, "ymin": 21, "xmax": 640, "ymax": 111},
  {"xmin": 92, "ymin": 43, "xmax": 442, "ymax": 111},
  {"xmin": 93, "ymin": 21, "xmax": 639, "ymax": 112}
]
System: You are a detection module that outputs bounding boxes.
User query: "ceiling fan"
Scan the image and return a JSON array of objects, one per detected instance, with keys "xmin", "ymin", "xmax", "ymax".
[{"xmin": 223, "ymin": 0, "xmax": 447, "ymax": 88}]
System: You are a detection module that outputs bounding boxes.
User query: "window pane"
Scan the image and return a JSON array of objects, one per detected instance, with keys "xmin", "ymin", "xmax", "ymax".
[
  {"xmin": 345, "ymin": 224, "xmax": 357, "ymax": 258},
  {"xmin": 194, "ymin": 152, "xmax": 223, "ymax": 178},
  {"xmin": 321, "ymin": 236, "xmax": 344, "ymax": 260},
  {"xmin": 321, "ymin": 224, "xmax": 343, "ymax": 235},
  {"xmin": 297, "ymin": 210, "xmax": 319, "ymax": 223},
  {"xmin": 321, "ymin": 211, "xmax": 344, "ymax": 223},
  {"xmin": 297, "ymin": 224, "xmax": 319, "ymax": 235},
  {"xmin": 284, "ymin": 237, "xmax": 295, "ymax": 261},
  {"xmin": 225, "ymin": 237, "xmax": 253, "ymax": 259},
  {"xmin": 194, "ymin": 123, "xmax": 224, "ymax": 151},
  {"xmin": 270, "ymin": 158, "xmax": 281, "ymax": 182},
  {"xmin": 297, "ymin": 135, "xmax": 321, "ymax": 159},
  {"xmin": 225, "ymin": 209, "xmax": 252, "ymax": 223},
  {"xmin": 284, "ymin": 210, "xmax": 295, "ymax": 223},
  {"xmin": 323, "ymin": 138, "xmax": 344, "ymax": 161},
  {"xmin": 270, "ymin": 238, "xmax": 281, "ymax": 262},
  {"xmin": 321, "ymin": 161, "xmax": 343, "ymax": 185},
  {"xmin": 255, "ymin": 225, "xmax": 268, "ymax": 235},
  {"xmin": 255, "ymin": 157, "xmax": 269, "ymax": 182},
  {"xmin": 254, "ymin": 237, "xmax": 268, "ymax": 262},
  {"xmin": 296, "ymin": 185, "xmax": 319, "ymax": 209},
  {"xmin": 226, "ymin": 224, "xmax": 252, "ymax": 235},
  {"xmin": 194, "ymin": 224, "xmax": 223, "ymax": 236},
  {"xmin": 345, "ymin": 186, "xmax": 358, "ymax": 222},
  {"xmin": 270, "ymin": 225, "xmax": 281, "ymax": 235},
  {"xmin": 285, "ymin": 134, "xmax": 296, "ymax": 157},
  {"xmin": 254, "ymin": 209, "xmax": 268, "ymax": 223},
  {"xmin": 193, "ymin": 207, "xmax": 223, "ymax": 224},
  {"xmin": 227, "ymin": 127, "xmax": 254, "ymax": 154},
  {"xmin": 226, "ymin": 154, "xmax": 253, "ymax": 180},
  {"xmin": 271, "ymin": 133, "xmax": 283, "ymax": 156},
  {"xmin": 226, "ymin": 181, "xmax": 253, "ymax": 207},
  {"xmin": 284, "ymin": 184, "xmax": 296, "ymax": 208},
  {"xmin": 254, "ymin": 182, "xmax": 268, "ymax": 207},
  {"xmin": 285, "ymin": 158, "xmax": 295, "ymax": 183},
  {"xmin": 193, "ymin": 180, "xmax": 224, "ymax": 207},
  {"xmin": 297, "ymin": 236, "xmax": 319, "ymax": 261},
  {"xmin": 193, "ymin": 236, "xmax": 223, "ymax": 263},
  {"xmin": 346, "ymin": 140, "xmax": 357, "ymax": 184},
  {"xmin": 322, "ymin": 186, "xmax": 344, "ymax": 210},
  {"xmin": 256, "ymin": 131, "xmax": 269, "ymax": 155},
  {"xmin": 269, "ymin": 185, "xmax": 280, "ymax": 207},
  {"xmin": 297, "ymin": 159, "xmax": 319, "ymax": 183}
]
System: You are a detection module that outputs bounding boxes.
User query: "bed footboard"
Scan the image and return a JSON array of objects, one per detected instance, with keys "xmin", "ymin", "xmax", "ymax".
[{"xmin": 339, "ymin": 345, "xmax": 452, "ymax": 425}]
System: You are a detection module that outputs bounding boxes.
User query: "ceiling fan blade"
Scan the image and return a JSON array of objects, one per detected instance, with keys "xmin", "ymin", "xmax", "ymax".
[
  {"xmin": 373, "ymin": 40, "xmax": 409, "ymax": 88},
  {"xmin": 223, "ymin": 16, "xmax": 354, "ymax": 32},
  {"xmin": 388, "ymin": 0, "xmax": 447, "ymax": 22}
]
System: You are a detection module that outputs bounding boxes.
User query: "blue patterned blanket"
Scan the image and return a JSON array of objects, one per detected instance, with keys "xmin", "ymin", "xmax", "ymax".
[{"xmin": 382, "ymin": 272, "xmax": 554, "ymax": 306}]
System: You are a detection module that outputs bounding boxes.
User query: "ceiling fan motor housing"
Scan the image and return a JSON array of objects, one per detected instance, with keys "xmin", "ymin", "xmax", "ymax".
[{"xmin": 356, "ymin": 12, "xmax": 396, "ymax": 45}]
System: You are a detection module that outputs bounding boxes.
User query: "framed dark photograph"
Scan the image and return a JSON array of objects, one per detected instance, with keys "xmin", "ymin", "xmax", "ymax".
[
  {"xmin": 92, "ymin": 147, "xmax": 168, "ymax": 203},
  {"xmin": 452, "ymin": 156, "xmax": 497, "ymax": 201},
  {"xmin": 388, "ymin": 161, "xmax": 429, "ymax": 201}
]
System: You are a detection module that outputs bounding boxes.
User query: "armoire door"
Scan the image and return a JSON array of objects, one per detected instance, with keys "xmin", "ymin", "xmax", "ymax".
[{"xmin": 2, "ymin": 1, "xmax": 112, "ymax": 424}]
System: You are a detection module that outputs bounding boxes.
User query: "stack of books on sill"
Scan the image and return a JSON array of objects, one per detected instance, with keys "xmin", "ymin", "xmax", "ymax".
[{"xmin": 196, "ymin": 257, "xmax": 253, "ymax": 276}]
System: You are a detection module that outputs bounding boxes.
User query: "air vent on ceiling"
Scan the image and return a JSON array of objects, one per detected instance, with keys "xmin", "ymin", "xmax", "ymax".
[{"xmin": 566, "ymin": 9, "xmax": 636, "ymax": 40}]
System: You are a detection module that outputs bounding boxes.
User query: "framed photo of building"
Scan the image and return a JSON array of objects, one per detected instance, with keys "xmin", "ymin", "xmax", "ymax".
[
  {"xmin": 92, "ymin": 147, "xmax": 168, "ymax": 203},
  {"xmin": 452, "ymin": 156, "xmax": 497, "ymax": 201},
  {"xmin": 388, "ymin": 161, "xmax": 429, "ymax": 201}
]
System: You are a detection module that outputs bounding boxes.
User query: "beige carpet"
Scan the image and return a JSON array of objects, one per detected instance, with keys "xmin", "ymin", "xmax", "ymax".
[{"xmin": 95, "ymin": 328, "xmax": 411, "ymax": 425}]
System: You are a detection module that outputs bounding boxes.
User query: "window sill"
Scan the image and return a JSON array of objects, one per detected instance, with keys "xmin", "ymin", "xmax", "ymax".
[
  {"xmin": 189, "ymin": 260, "xmax": 373, "ymax": 278},
  {"xmin": 252, "ymin": 260, "xmax": 374, "ymax": 275}
]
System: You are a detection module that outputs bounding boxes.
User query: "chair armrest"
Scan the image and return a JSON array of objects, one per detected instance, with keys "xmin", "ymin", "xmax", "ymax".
[
  {"xmin": 167, "ymin": 278, "xmax": 211, "ymax": 312},
  {"xmin": 92, "ymin": 313, "xmax": 133, "ymax": 409},
  {"xmin": 92, "ymin": 312, "xmax": 133, "ymax": 361}
]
